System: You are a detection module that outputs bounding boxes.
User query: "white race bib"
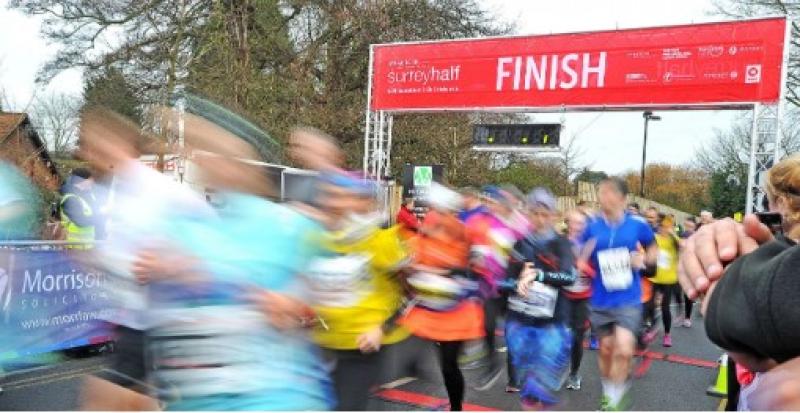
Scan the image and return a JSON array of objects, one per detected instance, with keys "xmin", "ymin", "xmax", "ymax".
[
  {"xmin": 657, "ymin": 250, "xmax": 672, "ymax": 269},
  {"xmin": 508, "ymin": 281, "xmax": 558, "ymax": 319},
  {"xmin": 597, "ymin": 248, "xmax": 634, "ymax": 292},
  {"xmin": 306, "ymin": 254, "xmax": 371, "ymax": 307},
  {"xmin": 149, "ymin": 306, "xmax": 268, "ymax": 398}
]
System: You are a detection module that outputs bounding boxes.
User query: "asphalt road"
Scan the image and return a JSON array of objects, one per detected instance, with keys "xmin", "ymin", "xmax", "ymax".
[{"xmin": 0, "ymin": 311, "xmax": 724, "ymax": 411}]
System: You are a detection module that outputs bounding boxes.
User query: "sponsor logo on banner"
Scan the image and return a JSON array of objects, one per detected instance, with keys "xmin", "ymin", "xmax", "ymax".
[
  {"xmin": 745, "ymin": 64, "xmax": 762, "ymax": 84},
  {"xmin": 0, "ymin": 250, "xmax": 115, "ymax": 355},
  {"xmin": 698, "ymin": 45, "xmax": 724, "ymax": 58},
  {"xmin": 729, "ymin": 45, "xmax": 738, "ymax": 55},
  {"xmin": 625, "ymin": 73, "xmax": 651, "ymax": 83},
  {"xmin": 627, "ymin": 51, "xmax": 653, "ymax": 59},
  {"xmin": 662, "ymin": 48, "xmax": 693, "ymax": 60}
]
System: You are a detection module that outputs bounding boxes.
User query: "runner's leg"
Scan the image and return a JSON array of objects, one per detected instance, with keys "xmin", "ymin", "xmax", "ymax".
[
  {"xmin": 569, "ymin": 299, "xmax": 589, "ymax": 380},
  {"xmin": 438, "ymin": 341, "xmax": 465, "ymax": 411},
  {"xmin": 659, "ymin": 285, "xmax": 673, "ymax": 335},
  {"xmin": 329, "ymin": 349, "xmax": 382, "ymax": 411}
]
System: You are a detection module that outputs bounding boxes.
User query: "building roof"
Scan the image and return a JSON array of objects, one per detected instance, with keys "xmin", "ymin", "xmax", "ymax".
[
  {"xmin": 0, "ymin": 112, "xmax": 61, "ymax": 180},
  {"xmin": 0, "ymin": 113, "xmax": 26, "ymax": 141}
]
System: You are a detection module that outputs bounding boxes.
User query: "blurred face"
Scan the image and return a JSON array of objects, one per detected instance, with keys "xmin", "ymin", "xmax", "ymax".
[
  {"xmin": 77, "ymin": 119, "xmax": 137, "ymax": 176},
  {"xmin": 289, "ymin": 132, "xmax": 341, "ymax": 171},
  {"xmin": 488, "ymin": 199, "xmax": 511, "ymax": 217},
  {"xmin": 567, "ymin": 212, "xmax": 587, "ymax": 238},
  {"xmin": 683, "ymin": 219, "xmax": 696, "ymax": 233},
  {"xmin": 659, "ymin": 220, "xmax": 673, "ymax": 235},
  {"xmin": 645, "ymin": 209, "xmax": 659, "ymax": 227},
  {"xmin": 529, "ymin": 206, "xmax": 556, "ymax": 231},
  {"xmin": 318, "ymin": 183, "xmax": 352, "ymax": 221},
  {"xmin": 597, "ymin": 182, "xmax": 626, "ymax": 215},
  {"xmin": 700, "ymin": 212, "xmax": 714, "ymax": 224},
  {"xmin": 627, "ymin": 206, "xmax": 639, "ymax": 215}
]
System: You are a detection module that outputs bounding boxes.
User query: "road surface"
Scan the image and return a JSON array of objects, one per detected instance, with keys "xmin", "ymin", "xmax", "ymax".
[{"xmin": 0, "ymin": 311, "xmax": 724, "ymax": 411}]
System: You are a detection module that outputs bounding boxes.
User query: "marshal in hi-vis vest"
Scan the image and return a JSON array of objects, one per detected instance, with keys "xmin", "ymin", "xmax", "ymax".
[{"xmin": 60, "ymin": 193, "xmax": 95, "ymax": 248}]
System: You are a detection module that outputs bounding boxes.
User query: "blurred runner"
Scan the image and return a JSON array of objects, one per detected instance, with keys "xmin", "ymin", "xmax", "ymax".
[
  {"xmin": 465, "ymin": 186, "xmax": 520, "ymax": 391},
  {"xmin": 458, "ymin": 188, "xmax": 488, "ymax": 223},
  {"xmin": 76, "ymin": 108, "xmax": 211, "ymax": 411},
  {"xmin": 580, "ymin": 178, "xmax": 658, "ymax": 411},
  {"xmin": 308, "ymin": 173, "xmax": 410, "ymax": 410},
  {"xmin": 503, "ymin": 188, "xmax": 576, "ymax": 410},
  {"xmin": 143, "ymin": 114, "xmax": 333, "ymax": 410},
  {"xmin": 650, "ymin": 214, "xmax": 681, "ymax": 347},
  {"xmin": 400, "ymin": 183, "xmax": 484, "ymax": 411},
  {"xmin": 563, "ymin": 210, "xmax": 593, "ymax": 391},
  {"xmin": 0, "ymin": 161, "xmax": 41, "ymax": 394},
  {"xmin": 0, "ymin": 161, "xmax": 40, "ymax": 242}
]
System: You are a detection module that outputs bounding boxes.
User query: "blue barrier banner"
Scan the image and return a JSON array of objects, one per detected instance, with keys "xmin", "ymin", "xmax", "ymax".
[{"xmin": 0, "ymin": 249, "xmax": 115, "ymax": 358}]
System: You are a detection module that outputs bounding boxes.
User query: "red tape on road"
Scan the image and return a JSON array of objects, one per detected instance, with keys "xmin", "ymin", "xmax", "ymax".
[{"xmin": 375, "ymin": 388, "xmax": 500, "ymax": 411}]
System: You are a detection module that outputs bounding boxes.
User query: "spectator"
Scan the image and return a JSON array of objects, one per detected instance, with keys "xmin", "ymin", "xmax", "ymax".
[
  {"xmin": 627, "ymin": 203, "xmax": 641, "ymax": 216},
  {"xmin": 696, "ymin": 154, "xmax": 800, "ymax": 410},
  {"xmin": 396, "ymin": 197, "xmax": 420, "ymax": 238},
  {"xmin": 60, "ymin": 168, "xmax": 97, "ymax": 248}
]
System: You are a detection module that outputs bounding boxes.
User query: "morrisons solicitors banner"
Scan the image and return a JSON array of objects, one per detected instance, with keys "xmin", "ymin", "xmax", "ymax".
[
  {"xmin": 370, "ymin": 17, "xmax": 786, "ymax": 111},
  {"xmin": 0, "ymin": 249, "xmax": 114, "ymax": 357}
]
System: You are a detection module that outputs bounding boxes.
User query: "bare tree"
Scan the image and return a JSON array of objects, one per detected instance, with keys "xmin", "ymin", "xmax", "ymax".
[{"xmin": 30, "ymin": 93, "xmax": 82, "ymax": 156}]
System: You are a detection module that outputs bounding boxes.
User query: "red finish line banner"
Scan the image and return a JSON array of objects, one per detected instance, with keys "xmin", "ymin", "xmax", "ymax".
[{"xmin": 370, "ymin": 18, "xmax": 786, "ymax": 111}]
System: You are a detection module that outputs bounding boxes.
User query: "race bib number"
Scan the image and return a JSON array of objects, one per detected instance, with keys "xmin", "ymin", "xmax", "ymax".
[
  {"xmin": 508, "ymin": 281, "xmax": 558, "ymax": 319},
  {"xmin": 305, "ymin": 254, "xmax": 372, "ymax": 307},
  {"xmin": 657, "ymin": 250, "xmax": 672, "ymax": 269},
  {"xmin": 597, "ymin": 248, "xmax": 634, "ymax": 291}
]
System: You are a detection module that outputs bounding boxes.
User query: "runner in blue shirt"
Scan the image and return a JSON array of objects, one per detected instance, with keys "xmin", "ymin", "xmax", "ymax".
[{"xmin": 580, "ymin": 178, "xmax": 658, "ymax": 411}]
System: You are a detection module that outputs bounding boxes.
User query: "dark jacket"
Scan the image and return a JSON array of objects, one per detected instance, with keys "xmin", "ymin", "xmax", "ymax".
[
  {"xmin": 705, "ymin": 234, "xmax": 800, "ymax": 364},
  {"xmin": 502, "ymin": 231, "xmax": 576, "ymax": 325}
]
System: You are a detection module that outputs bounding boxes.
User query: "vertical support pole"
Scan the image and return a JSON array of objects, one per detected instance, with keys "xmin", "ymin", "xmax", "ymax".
[
  {"xmin": 746, "ymin": 105, "xmax": 760, "ymax": 214},
  {"xmin": 386, "ymin": 114, "xmax": 394, "ymax": 178},
  {"xmin": 363, "ymin": 45, "xmax": 375, "ymax": 177},
  {"xmin": 376, "ymin": 111, "xmax": 385, "ymax": 179}
]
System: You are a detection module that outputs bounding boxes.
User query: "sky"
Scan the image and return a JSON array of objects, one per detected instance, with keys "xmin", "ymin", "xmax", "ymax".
[{"xmin": 0, "ymin": 0, "xmax": 751, "ymax": 175}]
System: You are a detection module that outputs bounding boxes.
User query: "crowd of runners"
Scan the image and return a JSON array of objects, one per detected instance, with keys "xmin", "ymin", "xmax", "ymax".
[{"xmin": 2, "ymin": 100, "xmax": 799, "ymax": 412}]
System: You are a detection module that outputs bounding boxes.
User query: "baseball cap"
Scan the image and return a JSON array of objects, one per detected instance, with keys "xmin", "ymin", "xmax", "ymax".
[{"xmin": 527, "ymin": 187, "xmax": 557, "ymax": 211}]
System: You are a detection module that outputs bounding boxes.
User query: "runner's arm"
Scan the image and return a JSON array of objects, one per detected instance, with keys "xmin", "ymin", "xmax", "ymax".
[{"xmin": 537, "ymin": 237, "xmax": 577, "ymax": 287}]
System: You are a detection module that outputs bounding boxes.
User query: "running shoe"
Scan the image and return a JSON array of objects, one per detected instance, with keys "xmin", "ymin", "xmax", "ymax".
[
  {"xmin": 473, "ymin": 362, "xmax": 504, "ymax": 391},
  {"xmin": 589, "ymin": 336, "xmax": 599, "ymax": 350},
  {"xmin": 600, "ymin": 395, "xmax": 611, "ymax": 411},
  {"xmin": 682, "ymin": 319, "xmax": 692, "ymax": 328},
  {"xmin": 505, "ymin": 385, "xmax": 520, "ymax": 393},
  {"xmin": 642, "ymin": 327, "xmax": 658, "ymax": 345},
  {"xmin": 662, "ymin": 334, "xmax": 673, "ymax": 347},
  {"xmin": 565, "ymin": 374, "xmax": 582, "ymax": 390}
]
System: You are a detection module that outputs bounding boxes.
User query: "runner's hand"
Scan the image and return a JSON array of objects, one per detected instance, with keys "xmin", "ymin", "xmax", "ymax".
[
  {"xmin": 517, "ymin": 263, "xmax": 536, "ymax": 296},
  {"xmin": 630, "ymin": 251, "xmax": 645, "ymax": 270},
  {"xmin": 678, "ymin": 215, "xmax": 772, "ymax": 300},
  {"xmin": 254, "ymin": 291, "xmax": 315, "ymax": 330},
  {"xmin": 357, "ymin": 326, "xmax": 384, "ymax": 353}
]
